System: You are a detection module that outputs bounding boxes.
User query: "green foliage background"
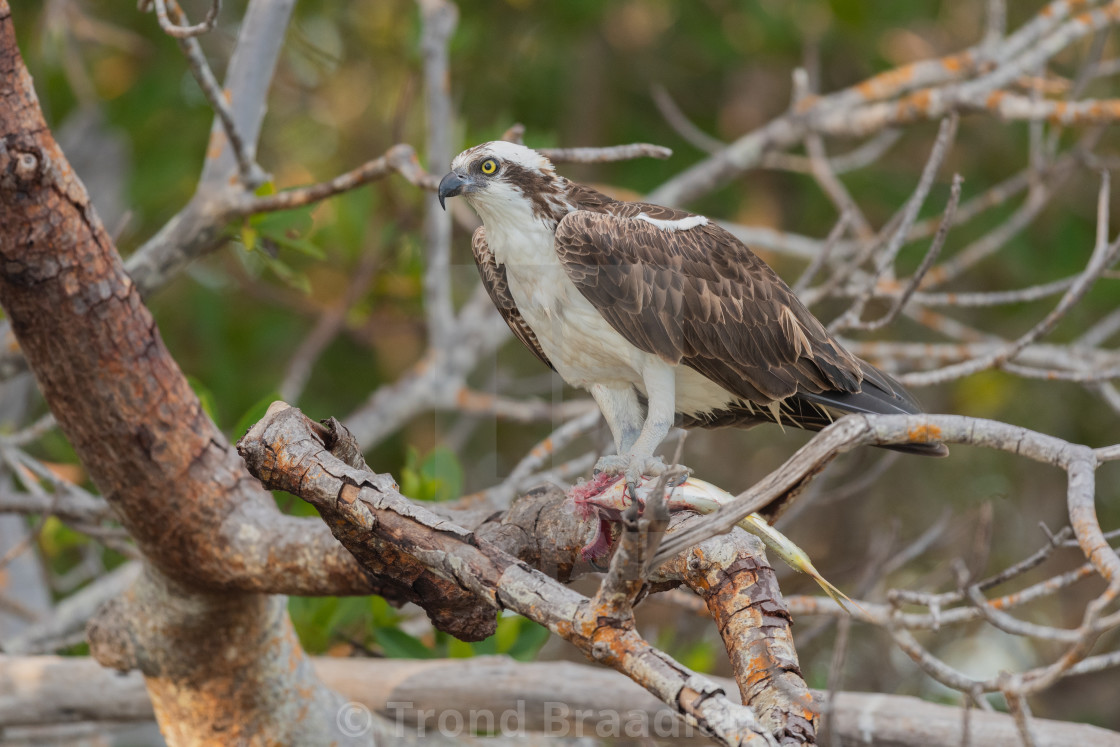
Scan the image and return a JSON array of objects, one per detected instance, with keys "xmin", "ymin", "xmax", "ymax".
[{"xmin": 9, "ymin": 0, "xmax": 1120, "ymax": 729}]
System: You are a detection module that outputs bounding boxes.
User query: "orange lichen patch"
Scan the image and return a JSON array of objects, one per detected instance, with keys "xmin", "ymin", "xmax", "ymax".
[
  {"xmin": 743, "ymin": 653, "xmax": 782, "ymax": 691},
  {"xmin": 876, "ymin": 278, "xmax": 903, "ymax": 294},
  {"xmin": 1049, "ymin": 0, "xmax": 1092, "ymax": 18},
  {"xmin": 985, "ymin": 90, "xmax": 1006, "ymax": 112},
  {"xmin": 41, "ymin": 460, "xmax": 86, "ymax": 485},
  {"xmin": 907, "ymin": 423, "xmax": 943, "ymax": 443},
  {"xmin": 942, "ymin": 51, "xmax": 972, "ymax": 73},
  {"xmin": 553, "ymin": 619, "xmax": 575, "ymax": 640},
  {"xmin": 584, "ymin": 625, "xmax": 642, "ymax": 667},
  {"xmin": 857, "ymin": 64, "xmax": 916, "ymax": 100},
  {"xmin": 895, "ymin": 89, "xmax": 933, "ymax": 121},
  {"xmin": 921, "ymin": 265, "xmax": 948, "ymax": 287},
  {"xmin": 794, "ymin": 93, "xmax": 821, "ymax": 114},
  {"xmin": 529, "ymin": 437, "xmax": 554, "ymax": 459},
  {"xmin": 206, "ymin": 129, "xmax": 227, "ymax": 161},
  {"xmin": 1066, "ymin": 99, "xmax": 1120, "ymax": 124},
  {"xmin": 915, "ymin": 307, "xmax": 945, "ymax": 327},
  {"xmin": 1016, "ymin": 75, "xmax": 1070, "ymax": 95}
]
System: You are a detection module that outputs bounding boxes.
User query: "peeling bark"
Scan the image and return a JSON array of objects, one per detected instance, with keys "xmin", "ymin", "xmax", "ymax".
[
  {"xmin": 239, "ymin": 403, "xmax": 787, "ymax": 746},
  {"xmin": 0, "ymin": 1, "xmax": 369, "ymax": 598},
  {"xmin": 660, "ymin": 531, "xmax": 817, "ymax": 745},
  {"xmin": 0, "ymin": 5, "xmax": 366, "ymax": 742}
]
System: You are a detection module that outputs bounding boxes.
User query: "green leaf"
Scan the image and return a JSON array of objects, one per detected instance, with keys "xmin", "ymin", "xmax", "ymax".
[
  {"xmin": 240, "ymin": 222, "xmax": 259, "ymax": 252},
  {"xmin": 267, "ymin": 230, "xmax": 327, "ymax": 260},
  {"xmin": 39, "ymin": 516, "xmax": 88, "ymax": 556},
  {"xmin": 289, "ymin": 596, "xmax": 340, "ymax": 653},
  {"xmin": 374, "ymin": 627, "xmax": 434, "ymax": 659},
  {"xmin": 369, "ymin": 596, "xmax": 401, "ymax": 627},
  {"xmin": 419, "ymin": 446, "xmax": 463, "ymax": 503},
  {"xmin": 493, "ymin": 614, "xmax": 522, "ymax": 653},
  {"xmin": 257, "ymin": 250, "xmax": 312, "ymax": 294},
  {"xmin": 399, "ymin": 446, "xmax": 423, "ymax": 499},
  {"xmin": 399, "ymin": 446, "xmax": 462, "ymax": 502},
  {"xmin": 680, "ymin": 640, "xmax": 717, "ymax": 674},
  {"xmin": 252, "ymin": 206, "xmax": 314, "ymax": 235},
  {"xmin": 325, "ymin": 597, "xmax": 372, "ymax": 632},
  {"xmin": 446, "ymin": 636, "xmax": 476, "ymax": 659},
  {"xmin": 505, "ymin": 618, "xmax": 550, "ymax": 662}
]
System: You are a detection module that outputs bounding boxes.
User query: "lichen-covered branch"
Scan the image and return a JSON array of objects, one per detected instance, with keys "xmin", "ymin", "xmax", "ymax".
[{"xmin": 238, "ymin": 403, "xmax": 782, "ymax": 746}]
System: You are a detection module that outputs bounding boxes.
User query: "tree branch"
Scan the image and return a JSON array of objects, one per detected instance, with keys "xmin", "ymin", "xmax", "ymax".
[{"xmin": 238, "ymin": 403, "xmax": 781, "ymax": 746}]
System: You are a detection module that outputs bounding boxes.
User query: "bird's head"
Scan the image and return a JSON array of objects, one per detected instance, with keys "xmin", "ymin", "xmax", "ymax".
[{"xmin": 438, "ymin": 141, "xmax": 567, "ymax": 224}]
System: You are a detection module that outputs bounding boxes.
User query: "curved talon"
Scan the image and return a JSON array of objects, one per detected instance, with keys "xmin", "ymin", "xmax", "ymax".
[
  {"xmin": 595, "ymin": 454, "xmax": 673, "ymax": 482},
  {"xmin": 593, "ymin": 454, "xmax": 631, "ymax": 476}
]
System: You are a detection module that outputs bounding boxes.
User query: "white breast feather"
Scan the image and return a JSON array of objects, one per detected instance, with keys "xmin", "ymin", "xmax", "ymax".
[{"xmin": 477, "ymin": 195, "xmax": 739, "ymax": 416}]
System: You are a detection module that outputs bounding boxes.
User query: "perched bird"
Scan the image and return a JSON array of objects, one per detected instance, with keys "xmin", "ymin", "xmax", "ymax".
[{"xmin": 439, "ymin": 142, "xmax": 947, "ymax": 483}]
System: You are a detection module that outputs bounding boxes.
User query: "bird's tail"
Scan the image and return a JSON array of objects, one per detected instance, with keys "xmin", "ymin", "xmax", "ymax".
[{"xmin": 797, "ymin": 361, "xmax": 948, "ymax": 457}]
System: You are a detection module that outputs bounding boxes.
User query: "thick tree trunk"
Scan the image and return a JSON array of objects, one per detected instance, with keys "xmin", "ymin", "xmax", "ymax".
[{"xmin": 0, "ymin": 4, "xmax": 362, "ymax": 743}]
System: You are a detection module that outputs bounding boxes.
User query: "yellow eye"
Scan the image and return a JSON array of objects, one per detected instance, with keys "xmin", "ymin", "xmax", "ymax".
[{"xmin": 481, "ymin": 159, "xmax": 498, "ymax": 175}]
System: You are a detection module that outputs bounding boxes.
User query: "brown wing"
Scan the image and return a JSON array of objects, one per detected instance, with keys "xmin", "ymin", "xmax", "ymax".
[
  {"xmin": 472, "ymin": 226, "xmax": 554, "ymax": 371},
  {"xmin": 554, "ymin": 203, "xmax": 865, "ymax": 404}
]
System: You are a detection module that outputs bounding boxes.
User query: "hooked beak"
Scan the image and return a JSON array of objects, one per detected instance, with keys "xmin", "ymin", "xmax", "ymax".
[{"xmin": 437, "ymin": 171, "xmax": 473, "ymax": 210}]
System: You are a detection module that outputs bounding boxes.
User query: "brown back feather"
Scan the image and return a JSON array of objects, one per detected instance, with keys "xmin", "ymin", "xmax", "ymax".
[{"xmin": 553, "ymin": 203, "xmax": 864, "ymax": 404}]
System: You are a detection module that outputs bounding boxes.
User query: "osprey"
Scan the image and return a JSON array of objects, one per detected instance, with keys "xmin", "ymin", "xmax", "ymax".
[{"xmin": 439, "ymin": 142, "xmax": 947, "ymax": 482}]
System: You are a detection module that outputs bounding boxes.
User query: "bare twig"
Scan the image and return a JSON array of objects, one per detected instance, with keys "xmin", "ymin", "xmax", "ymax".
[
  {"xmin": 792, "ymin": 210, "xmax": 851, "ymax": 295},
  {"xmin": 805, "ymin": 134, "xmax": 874, "ymax": 240},
  {"xmin": 830, "ymin": 114, "xmax": 959, "ymax": 332},
  {"xmin": 648, "ymin": 1, "xmax": 1120, "ymax": 206},
  {"xmin": 149, "ymin": 0, "xmax": 220, "ymax": 39},
  {"xmin": 650, "ymin": 83, "xmax": 724, "ymax": 154},
  {"xmin": 902, "ymin": 172, "xmax": 1117, "ymax": 386},
  {"xmin": 480, "ymin": 409, "xmax": 602, "ymax": 509},
  {"xmin": 235, "ymin": 144, "xmax": 440, "ymax": 216},
  {"xmin": 417, "ymin": 0, "xmax": 458, "ymax": 350},
  {"xmin": 152, "ymin": 0, "xmax": 264, "ymax": 187},
  {"xmin": 847, "ymin": 172, "xmax": 964, "ymax": 332},
  {"xmin": 538, "ymin": 143, "xmax": 673, "ymax": 163}
]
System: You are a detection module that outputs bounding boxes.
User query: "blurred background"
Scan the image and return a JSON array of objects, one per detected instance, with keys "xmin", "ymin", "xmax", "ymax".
[{"xmin": 8, "ymin": 0, "xmax": 1120, "ymax": 734}]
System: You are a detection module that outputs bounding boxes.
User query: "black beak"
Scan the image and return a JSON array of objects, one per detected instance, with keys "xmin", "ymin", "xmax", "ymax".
[{"xmin": 438, "ymin": 171, "xmax": 469, "ymax": 210}]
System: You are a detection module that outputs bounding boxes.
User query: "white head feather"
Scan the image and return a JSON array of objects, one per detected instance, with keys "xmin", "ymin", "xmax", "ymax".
[
  {"xmin": 448, "ymin": 142, "xmax": 567, "ymax": 231},
  {"xmin": 449, "ymin": 141, "xmax": 555, "ymax": 174}
]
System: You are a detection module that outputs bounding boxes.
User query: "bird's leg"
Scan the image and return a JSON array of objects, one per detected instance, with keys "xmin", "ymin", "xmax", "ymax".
[
  {"xmin": 589, "ymin": 383, "xmax": 644, "ymax": 453},
  {"xmin": 594, "ymin": 363, "xmax": 676, "ymax": 484}
]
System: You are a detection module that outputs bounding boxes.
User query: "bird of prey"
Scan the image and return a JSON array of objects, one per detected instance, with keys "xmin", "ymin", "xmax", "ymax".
[{"xmin": 438, "ymin": 141, "xmax": 947, "ymax": 483}]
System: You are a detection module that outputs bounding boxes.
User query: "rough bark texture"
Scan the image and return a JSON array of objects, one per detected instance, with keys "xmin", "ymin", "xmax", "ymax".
[
  {"xmin": 0, "ymin": 3, "xmax": 353, "ymax": 596},
  {"xmin": 239, "ymin": 403, "xmax": 785, "ymax": 746},
  {"xmin": 0, "ymin": 5, "xmax": 364, "ymax": 743},
  {"xmin": 661, "ymin": 532, "xmax": 817, "ymax": 745},
  {"xmin": 86, "ymin": 567, "xmax": 357, "ymax": 745}
]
